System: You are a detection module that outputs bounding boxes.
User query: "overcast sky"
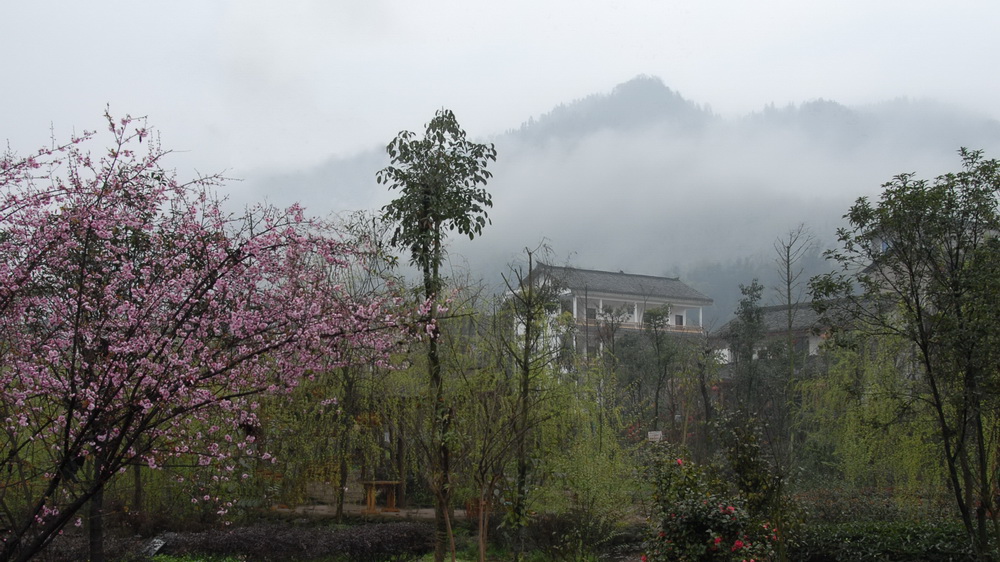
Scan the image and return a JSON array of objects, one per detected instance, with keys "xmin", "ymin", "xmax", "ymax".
[{"xmin": 3, "ymin": 1, "xmax": 999, "ymax": 182}]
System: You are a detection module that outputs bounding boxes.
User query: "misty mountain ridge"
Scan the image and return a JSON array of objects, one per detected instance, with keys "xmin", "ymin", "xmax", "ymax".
[
  {"xmin": 509, "ymin": 75, "xmax": 713, "ymax": 142},
  {"xmin": 235, "ymin": 75, "xmax": 1000, "ymax": 324},
  {"xmin": 744, "ymin": 96, "xmax": 1000, "ymax": 154},
  {"xmin": 507, "ymin": 75, "xmax": 1000, "ymax": 154}
]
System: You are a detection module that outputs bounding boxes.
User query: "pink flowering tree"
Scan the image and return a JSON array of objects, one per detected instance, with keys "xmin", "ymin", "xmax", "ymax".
[{"xmin": 0, "ymin": 114, "xmax": 401, "ymax": 562}]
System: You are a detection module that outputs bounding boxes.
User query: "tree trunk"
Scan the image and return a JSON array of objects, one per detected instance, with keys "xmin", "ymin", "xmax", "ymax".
[
  {"xmin": 335, "ymin": 448, "xmax": 348, "ymax": 522},
  {"xmin": 512, "ymin": 255, "xmax": 535, "ymax": 562},
  {"xmin": 88, "ymin": 477, "xmax": 106, "ymax": 562},
  {"xmin": 396, "ymin": 410, "xmax": 407, "ymax": 509},
  {"xmin": 477, "ymin": 495, "xmax": 489, "ymax": 562},
  {"xmin": 653, "ymin": 376, "xmax": 663, "ymax": 431},
  {"xmin": 445, "ymin": 498, "xmax": 457, "ymax": 562},
  {"xmin": 697, "ymin": 351, "xmax": 715, "ymax": 458},
  {"xmin": 336, "ymin": 370, "xmax": 357, "ymax": 523},
  {"xmin": 429, "ymin": 328, "xmax": 453, "ymax": 562},
  {"xmin": 131, "ymin": 463, "xmax": 143, "ymax": 532}
]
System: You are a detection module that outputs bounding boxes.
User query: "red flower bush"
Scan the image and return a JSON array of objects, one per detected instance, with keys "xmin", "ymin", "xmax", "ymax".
[{"xmin": 644, "ymin": 444, "xmax": 778, "ymax": 561}]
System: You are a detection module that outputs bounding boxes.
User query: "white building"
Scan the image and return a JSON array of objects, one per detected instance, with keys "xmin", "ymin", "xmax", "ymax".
[
  {"xmin": 530, "ymin": 263, "xmax": 713, "ymax": 356},
  {"xmin": 714, "ymin": 302, "xmax": 828, "ymax": 364}
]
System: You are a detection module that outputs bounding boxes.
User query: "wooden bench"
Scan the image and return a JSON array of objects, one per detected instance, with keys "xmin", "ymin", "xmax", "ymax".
[{"xmin": 360, "ymin": 480, "xmax": 400, "ymax": 514}]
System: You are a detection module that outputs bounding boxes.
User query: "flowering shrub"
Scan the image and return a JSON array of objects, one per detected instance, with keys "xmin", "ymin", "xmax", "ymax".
[{"xmin": 644, "ymin": 445, "xmax": 778, "ymax": 561}]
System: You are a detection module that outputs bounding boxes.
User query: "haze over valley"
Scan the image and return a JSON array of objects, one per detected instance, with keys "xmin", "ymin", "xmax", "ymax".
[{"xmin": 238, "ymin": 76, "xmax": 1000, "ymax": 325}]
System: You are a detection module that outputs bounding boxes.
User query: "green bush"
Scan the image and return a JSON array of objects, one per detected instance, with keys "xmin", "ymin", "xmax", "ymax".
[
  {"xmin": 644, "ymin": 444, "xmax": 778, "ymax": 562},
  {"xmin": 789, "ymin": 520, "xmax": 973, "ymax": 561},
  {"xmin": 157, "ymin": 521, "xmax": 434, "ymax": 562},
  {"xmin": 520, "ymin": 507, "xmax": 626, "ymax": 561},
  {"xmin": 793, "ymin": 485, "xmax": 954, "ymax": 525},
  {"xmin": 517, "ymin": 420, "xmax": 639, "ymax": 560}
]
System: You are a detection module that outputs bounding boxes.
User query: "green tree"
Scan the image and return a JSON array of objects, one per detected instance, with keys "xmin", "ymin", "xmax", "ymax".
[
  {"xmin": 377, "ymin": 109, "xmax": 496, "ymax": 562},
  {"xmin": 498, "ymin": 247, "xmax": 565, "ymax": 561},
  {"xmin": 443, "ymin": 282, "xmax": 527, "ymax": 562},
  {"xmin": 796, "ymin": 334, "xmax": 946, "ymax": 497},
  {"xmin": 617, "ymin": 313, "xmax": 708, "ymax": 445},
  {"xmin": 722, "ymin": 280, "xmax": 794, "ymax": 560},
  {"xmin": 766, "ymin": 225, "xmax": 819, "ymax": 523},
  {"xmin": 643, "ymin": 305, "xmax": 679, "ymax": 433},
  {"xmin": 812, "ymin": 149, "xmax": 1000, "ymax": 560},
  {"xmin": 453, "ymin": 359, "xmax": 518, "ymax": 562},
  {"xmin": 725, "ymin": 280, "xmax": 767, "ymax": 409},
  {"xmin": 531, "ymin": 367, "xmax": 637, "ymax": 561}
]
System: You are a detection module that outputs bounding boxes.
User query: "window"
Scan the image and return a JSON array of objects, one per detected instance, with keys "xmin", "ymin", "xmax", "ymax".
[
  {"xmin": 586, "ymin": 308, "xmax": 597, "ymax": 320},
  {"xmin": 794, "ymin": 337, "xmax": 810, "ymax": 356},
  {"xmin": 675, "ymin": 314, "xmax": 684, "ymax": 326}
]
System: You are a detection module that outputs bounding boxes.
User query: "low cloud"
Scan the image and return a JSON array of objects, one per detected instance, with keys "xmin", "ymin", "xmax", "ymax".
[{"xmin": 235, "ymin": 77, "xmax": 1000, "ymax": 320}]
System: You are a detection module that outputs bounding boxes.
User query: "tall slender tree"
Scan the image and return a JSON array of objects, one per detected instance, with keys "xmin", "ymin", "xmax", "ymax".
[
  {"xmin": 726, "ymin": 280, "xmax": 766, "ymax": 409},
  {"xmin": 769, "ymin": 224, "xmax": 816, "ymax": 483},
  {"xmin": 498, "ymin": 248, "xmax": 565, "ymax": 561},
  {"xmin": 642, "ymin": 305, "xmax": 677, "ymax": 433},
  {"xmin": 377, "ymin": 109, "xmax": 496, "ymax": 562},
  {"xmin": 773, "ymin": 223, "xmax": 815, "ymax": 379}
]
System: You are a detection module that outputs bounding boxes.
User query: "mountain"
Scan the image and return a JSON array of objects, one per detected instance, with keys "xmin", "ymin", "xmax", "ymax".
[
  {"xmin": 511, "ymin": 75, "xmax": 714, "ymax": 142},
  {"xmin": 237, "ymin": 76, "xmax": 1000, "ymax": 325}
]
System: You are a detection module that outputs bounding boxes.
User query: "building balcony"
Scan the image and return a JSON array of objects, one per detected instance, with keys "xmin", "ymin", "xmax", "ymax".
[{"xmin": 573, "ymin": 319, "xmax": 705, "ymax": 334}]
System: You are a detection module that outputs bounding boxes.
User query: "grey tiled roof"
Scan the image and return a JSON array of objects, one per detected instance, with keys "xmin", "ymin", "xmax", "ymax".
[
  {"xmin": 715, "ymin": 302, "xmax": 826, "ymax": 337},
  {"xmin": 759, "ymin": 302, "xmax": 824, "ymax": 333},
  {"xmin": 535, "ymin": 263, "xmax": 713, "ymax": 305}
]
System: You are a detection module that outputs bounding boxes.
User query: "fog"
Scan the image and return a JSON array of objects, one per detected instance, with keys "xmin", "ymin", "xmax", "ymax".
[{"xmin": 233, "ymin": 76, "xmax": 1000, "ymax": 325}]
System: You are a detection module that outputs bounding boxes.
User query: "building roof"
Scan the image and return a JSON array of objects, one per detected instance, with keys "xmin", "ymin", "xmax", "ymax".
[
  {"xmin": 758, "ymin": 302, "xmax": 825, "ymax": 333},
  {"xmin": 715, "ymin": 301, "xmax": 826, "ymax": 338},
  {"xmin": 534, "ymin": 263, "xmax": 713, "ymax": 305}
]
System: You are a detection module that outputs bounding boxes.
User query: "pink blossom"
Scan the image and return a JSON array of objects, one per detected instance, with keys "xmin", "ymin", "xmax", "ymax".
[{"xmin": 0, "ymin": 112, "xmax": 407, "ymax": 558}]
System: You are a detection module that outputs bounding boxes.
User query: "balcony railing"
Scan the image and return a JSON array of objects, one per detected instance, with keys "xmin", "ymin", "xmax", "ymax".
[{"xmin": 574, "ymin": 319, "xmax": 704, "ymax": 334}]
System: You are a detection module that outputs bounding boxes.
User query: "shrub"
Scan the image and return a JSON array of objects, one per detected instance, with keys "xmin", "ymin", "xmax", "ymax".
[
  {"xmin": 520, "ymin": 507, "xmax": 626, "ymax": 561},
  {"xmin": 329, "ymin": 522, "xmax": 435, "ymax": 561},
  {"xmin": 157, "ymin": 521, "xmax": 434, "ymax": 562},
  {"xmin": 30, "ymin": 527, "xmax": 147, "ymax": 562},
  {"xmin": 644, "ymin": 444, "xmax": 778, "ymax": 562},
  {"xmin": 789, "ymin": 520, "xmax": 973, "ymax": 561},
  {"xmin": 793, "ymin": 485, "xmax": 954, "ymax": 525},
  {"xmin": 793, "ymin": 486, "xmax": 900, "ymax": 525},
  {"xmin": 716, "ymin": 414, "xmax": 800, "ymax": 559},
  {"xmin": 514, "ymin": 420, "xmax": 639, "ymax": 560}
]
